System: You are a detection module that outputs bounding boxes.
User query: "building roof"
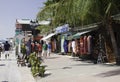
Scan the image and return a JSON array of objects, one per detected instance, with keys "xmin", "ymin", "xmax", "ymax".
[
  {"xmin": 16, "ymin": 19, "xmax": 50, "ymax": 25},
  {"xmin": 16, "ymin": 19, "xmax": 30, "ymax": 24}
]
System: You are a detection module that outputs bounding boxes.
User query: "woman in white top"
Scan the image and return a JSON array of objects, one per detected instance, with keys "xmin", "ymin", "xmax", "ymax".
[{"xmin": 72, "ymin": 39, "xmax": 76, "ymax": 55}]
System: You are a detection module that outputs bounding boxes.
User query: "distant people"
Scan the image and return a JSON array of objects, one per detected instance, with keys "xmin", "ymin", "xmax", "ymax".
[
  {"xmin": 42, "ymin": 41, "xmax": 48, "ymax": 58},
  {"xmin": 47, "ymin": 42, "xmax": 51, "ymax": 56},
  {"xmin": 4, "ymin": 41, "xmax": 10, "ymax": 59},
  {"xmin": 0, "ymin": 43, "xmax": 3, "ymax": 58}
]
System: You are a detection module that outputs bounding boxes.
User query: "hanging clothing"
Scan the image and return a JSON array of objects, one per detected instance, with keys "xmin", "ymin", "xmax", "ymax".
[
  {"xmin": 61, "ymin": 36, "xmax": 65, "ymax": 52},
  {"xmin": 68, "ymin": 41, "xmax": 72, "ymax": 52},
  {"xmin": 72, "ymin": 40, "xmax": 76, "ymax": 54},
  {"xmin": 83, "ymin": 36, "xmax": 87, "ymax": 54},
  {"xmin": 80, "ymin": 37, "xmax": 84, "ymax": 55},
  {"xmin": 51, "ymin": 41, "xmax": 55, "ymax": 52},
  {"xmin": 54, "ymin": 39, "xmax": 57, "ymax": 51},
  {"xmin": 63, "ymin": 40, "xmax": 68, "ymax": 53},
  {"xmin": 87, "ymin": 35, "xmax": 92, "ymax": 54},
  {"xmin": 75, "ymin": 39, "xmax": 80, "ymax": 54}
]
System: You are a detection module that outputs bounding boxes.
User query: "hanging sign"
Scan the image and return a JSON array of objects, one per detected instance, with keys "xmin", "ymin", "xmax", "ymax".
[{"xmin": 55, "ymin": 24, "xmax": 69, "ymax": 33}]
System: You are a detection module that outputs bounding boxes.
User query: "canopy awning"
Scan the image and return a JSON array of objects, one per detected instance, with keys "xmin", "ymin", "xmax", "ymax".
[
  {"xmin": 67, "ymin": 30, "xmax": 91, "ymax": 40},
  {"xmin": 41, "ymin": 33, "xmax": 56, "ymax": 41}
]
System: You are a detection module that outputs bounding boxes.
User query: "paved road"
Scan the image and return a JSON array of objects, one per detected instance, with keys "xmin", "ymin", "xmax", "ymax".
[
  {"xmin": 0, "ymin": 50, "xmax": 21, "ymax": 82},
  {"xmin": 36, "ymin": 53, "xmax": 120, "ymax": 82},
  {"xmin": 0, "ymin": 50, "xmax": 35, "ymax": 82},
  {"xmin": 2, "ymin": 50, "xmax": 120, "ymax": 82}
]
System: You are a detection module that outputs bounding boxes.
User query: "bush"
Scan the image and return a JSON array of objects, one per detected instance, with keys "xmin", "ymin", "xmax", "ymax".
[{"xmin": 28, "ymin": 52, "xmax": 45, "ymax": 77}]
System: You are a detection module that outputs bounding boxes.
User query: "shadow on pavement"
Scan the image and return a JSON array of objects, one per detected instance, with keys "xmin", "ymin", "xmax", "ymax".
[
  {"xmin": 70, "ymin": 57, "xmax": 94, "ymax": 63},
  {"xmin": 62, "ymin": 66, "xmax": 72, "ymax": 69},
  {"xmin": 46, "ymin": 68, "xmax": 61, "ymax": 70},
  {"xmin": 44, "ymin": 73, "xmax": 52, "ymax": 77},
  {"xmin": 95, "ymin": 69, "xmax": 120, "ymax": 77},
  {"xmin": 46, "ymin": 57, "xmax": 60, "ymax": 59},
  {"xmin": 0, "ymin": 64, "xmax": 5, "ymax": 66},
  {"xmin": 71, "ymin": 63, "xmax": 95, "ymax": 67},
  {"xmin": 0, "ymin": 59, "xmax": 16, "ymax": 61},
  {"xmin": 1, "ymin": 81, "xmax": 8, "ymax": 82},
  {"xmin": 46, "ymin": 66, "xmax": 72, "ymax": 71}
]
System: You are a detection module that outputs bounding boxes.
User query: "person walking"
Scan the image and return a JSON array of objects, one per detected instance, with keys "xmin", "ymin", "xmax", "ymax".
[
  {"xmin": 0, "ymin": 43, "xmax": 3, "ymax": 59},
  {"xmin": 4, "ymin": 41, "xmax": 10, "ymax": 59},
  {"xmin": 41, "ymin": 41, "xmax": 47, "ymax": 58},
  {"xmin": 47, "ymin": 42, "xmax": 51, "ymax": 56}
]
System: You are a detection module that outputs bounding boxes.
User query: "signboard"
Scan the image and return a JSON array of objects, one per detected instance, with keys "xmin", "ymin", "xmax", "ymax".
[{"xmin": 56, "ymin": 24, "xmax": 69, "ymax": 33}]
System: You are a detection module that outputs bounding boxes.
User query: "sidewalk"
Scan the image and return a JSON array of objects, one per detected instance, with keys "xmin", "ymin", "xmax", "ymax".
[
  {"xmin": 1, "ymin": 50, "xmax": 119, "ymax": 82},
  {"xmin": 0, "ymin": 50, "xmax": 35, "ymax": 82},
  {"xmin": 35, "ymin": 53, "xmax": 120, "ymax": 82}
]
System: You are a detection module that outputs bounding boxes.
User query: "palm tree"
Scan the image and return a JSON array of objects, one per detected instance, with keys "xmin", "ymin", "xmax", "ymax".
[{"xmin": 37, "ymin": 0, "xmax": 120, "ymax": 64}]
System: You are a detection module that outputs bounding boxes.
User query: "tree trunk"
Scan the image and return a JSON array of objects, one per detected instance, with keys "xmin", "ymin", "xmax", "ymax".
[{"xmin": 108, "ymin": 18, "xmax": 120, "ymax": 65}]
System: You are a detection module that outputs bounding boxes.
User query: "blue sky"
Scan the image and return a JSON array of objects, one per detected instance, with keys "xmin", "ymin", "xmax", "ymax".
[{"xmin": 0, "ymin": 0, "xmax": 46, "ymax": 40}]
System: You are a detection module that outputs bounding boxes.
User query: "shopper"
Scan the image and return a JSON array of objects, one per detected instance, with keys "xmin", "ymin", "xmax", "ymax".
[
  {"xmin": 0, "ymin": 43, "xmax": 3, "ymax": 58},
  {"xmin": 47, "ymin": 42, "xmax": 51, "ymax": 56},
  {"xmin": 41, "ymin": 41, "xmax": 48, "ymax": 58},
  {"xmin": 4, "ymin": 41, "xmax": 10, "ymax": 59}
]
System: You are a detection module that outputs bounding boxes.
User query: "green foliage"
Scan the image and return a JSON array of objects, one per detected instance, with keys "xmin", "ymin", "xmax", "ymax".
[
  {"xmin": 37, "ymin": 0, "xmax": 120, "ymax": 28},
  {"xmin": 21, "ymin": 44, "xmax": 26, "ymax": 55},
  {"xmin": 36, "ymin": 25, "xmax": 51, "ymax": 34},
  {"xmin": 28, "ymin": 52, "xmax": 45, "ymax": 77}
]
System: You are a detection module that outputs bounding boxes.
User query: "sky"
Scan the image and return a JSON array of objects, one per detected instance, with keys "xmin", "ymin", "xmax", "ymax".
[{"xmin": 0, "ymin": 0, "xmax": 46, "ymax": 40}]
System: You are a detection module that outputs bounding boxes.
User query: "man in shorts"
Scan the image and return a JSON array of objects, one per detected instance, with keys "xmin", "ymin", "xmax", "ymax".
[
  {"xmin": 41, "ymin": 41, "xmax": 47, "ymax": 58},
  {"xmin": 0, "ymin": 43, "xmax": 3, "ymax": 58},
  {"xmin": 4, "ymin": 41, "xmax": 10, "ymax": 59}
]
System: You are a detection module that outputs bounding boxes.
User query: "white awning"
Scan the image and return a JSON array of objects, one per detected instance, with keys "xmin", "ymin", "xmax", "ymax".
[
  {"xmin": 41, "ymin": 33, "xmax": 56, "ymax": 41},
  {"xmin": 73, "ymin": 30, "xmax": 91, "ymax": 37}
]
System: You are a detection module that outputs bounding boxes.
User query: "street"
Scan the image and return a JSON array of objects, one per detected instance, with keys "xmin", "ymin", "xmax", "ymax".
[
  {"xmin": 0, "ymin": 49, "xmax": 35, "ymax": 82},
  {"xmin": 1, "ymin": 50, "xmax": 120, "ymax": 82}
]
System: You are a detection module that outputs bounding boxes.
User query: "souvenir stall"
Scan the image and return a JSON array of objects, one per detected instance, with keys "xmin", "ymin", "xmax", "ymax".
[
  {"xmin": 69, "ymin": 26, "xmax": 108, "ymax": 63},
  {"xmin": 51, "ymin": 37, "xmax": 57, "ymax": 52},
  {"xmin": 55, "ymin": 24, "xmax": 70, "ymax": 54},
  {"xmin": 78, "ymin": 33, "xmax": 93, "ymax": 59}
]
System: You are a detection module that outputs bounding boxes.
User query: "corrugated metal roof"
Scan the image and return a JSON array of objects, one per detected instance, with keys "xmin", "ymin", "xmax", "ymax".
[
  {"xmin": 41, "ymin": 33, "xmax": 56, "ymax": 41},
  {"xmin": 16, "ymin": 19, "xmax": 50, "ymax": 25},
  {"xmin": 38, "ymin": 20, "xmax": 50, "ymax": 25},
  {"xmin": 16, "ymin": 19, "xmax": 30, "ymax": 24}
]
